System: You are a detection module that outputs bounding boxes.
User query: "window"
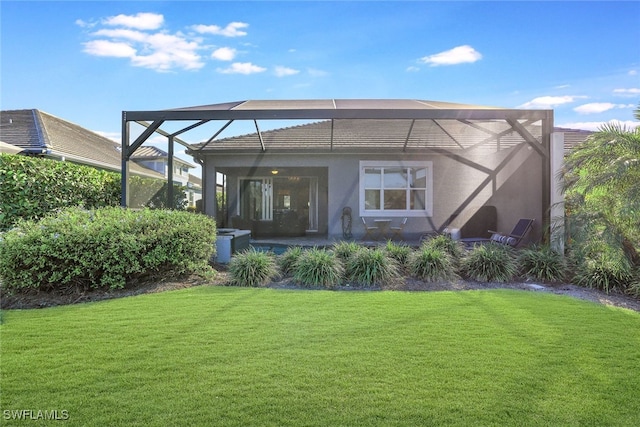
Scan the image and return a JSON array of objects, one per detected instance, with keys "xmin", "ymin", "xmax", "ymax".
[{"xmin": 360, "ymin": 161, "xmax": 432, "ymax": 217}]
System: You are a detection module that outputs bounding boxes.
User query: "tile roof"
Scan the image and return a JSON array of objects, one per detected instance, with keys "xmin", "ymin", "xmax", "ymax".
[
  {"xmin": 131, "ymin": 146, "xmax": 195, "ymax": 167},
  {"xmin": 0, "ymin": 109, "xmax": 163, "ymax": 178},
  {"xmin": 190, "ymin": 118, "xmax": 594, "ymax": 155}
]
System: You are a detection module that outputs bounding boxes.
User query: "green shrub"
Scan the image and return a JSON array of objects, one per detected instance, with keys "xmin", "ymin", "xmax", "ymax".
[
  {"xmin": 384, "ymin": 240, "xmax": 412, "ymax": 269},
  {"xmin": 409, "ymin": 247, "xmax": 457, "ymax": 282},
  {"xmin": 0, "ymin": 207, "xmax": 217, "ymax": 291},
  {"xmin": 0, "ymin": 154, "xmax": 120, "ymax": 230},
  {"xmin": 293, "ymin": 248, "xmax": 344, "ymax": 289},
  {"xmin": 573, "ymin": 250, "xmax": 634, "ymax": 294},
  {"xmin": 345, "ymin": 247, "xmax": 399, "ymax": 287},
  {"xmin": 228, "ymin": 248, "xmax": 278, "ymax": 287},
  {"xmin": 331, "ymin": 241, "xmax": 362, "ymax": 262},
  {"xmin": 421, "ymin": 234, "xmax": 465, "ymax": 262},
  {"xmin": 461, "ymin": 243, "xmax": 516, "ymax": 283},
  {"xmin": 517, "ymin": 246, "xmax": 566, "ymax": 283},
  {"xmin": 278, "ymin": 246, "xmax": 305, "ymax": 276}
]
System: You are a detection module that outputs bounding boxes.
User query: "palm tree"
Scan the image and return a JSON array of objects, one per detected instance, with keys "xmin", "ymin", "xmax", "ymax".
[{"xmin": 561, "ymin": 106, "xmax": 640, "ymax": 267}]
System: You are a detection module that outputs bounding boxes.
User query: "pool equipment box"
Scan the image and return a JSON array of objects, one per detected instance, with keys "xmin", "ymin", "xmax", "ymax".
[{"xmin": 215, "ymin": 229, "xmax": 251, "ymax": 263}]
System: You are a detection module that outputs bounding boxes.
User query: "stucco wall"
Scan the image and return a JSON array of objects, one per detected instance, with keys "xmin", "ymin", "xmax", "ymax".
[{"xmin": 204, "ymin": 143, "xmax": 545, "ymax": 242}]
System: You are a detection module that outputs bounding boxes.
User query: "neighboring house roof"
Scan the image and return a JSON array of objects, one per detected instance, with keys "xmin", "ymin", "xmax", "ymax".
[
  {"xmin": 132, "ymin": 145, "xmax": 195, "ymax": 168},
  {"xmin": 0, "ymin": 109, "xmax": 163, "ymax": 178},
  {"xmin": 188, "ymin": 174, "xmax": 202, "ymax": 189},
  {"xmin": 0, "ymin": 140, "xmax": 24, "ymax": 154},
  {"xmin": 554, "ymin": 127, "xmax": 594, "ymax": 152}
]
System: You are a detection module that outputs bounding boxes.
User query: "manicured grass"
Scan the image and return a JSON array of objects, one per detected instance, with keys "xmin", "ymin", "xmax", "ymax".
[{"xmin": 2, "ymin": 287, "xmax": 639, "ymax": 426}]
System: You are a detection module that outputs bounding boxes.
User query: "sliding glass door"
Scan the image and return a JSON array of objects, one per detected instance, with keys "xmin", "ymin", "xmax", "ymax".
[{"xmin": 238, "ymin": 176, "xmax": 318, "ymax": 233}]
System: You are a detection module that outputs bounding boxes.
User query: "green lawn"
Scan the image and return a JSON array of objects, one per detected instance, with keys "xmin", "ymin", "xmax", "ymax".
[{"xmin": 2, "ymin": 287, "xmax": 639, "ymax": 426}]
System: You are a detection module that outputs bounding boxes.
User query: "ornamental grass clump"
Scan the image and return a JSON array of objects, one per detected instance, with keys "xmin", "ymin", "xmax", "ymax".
[
  {"xmin": 228, "ymin": 248, "xmax": 278, "ymax": 287},
  {"xmin": 409, "ymin": 247, "xmax": 457, "ymax": 282},
  {"xmin": 517, "ymin": 246, "xmax": 566, "ymax": 283},
  {"xmin": 278, "ymin": 246, "xmax": 305, "ymax": 276},
  {"xmin": 331, "ymin": 241, "xmax": 362, "ymax": 262},
  {"xmin": 572, "ymin": 249, "xmax": 635, "ymax": 294},
  {"xmin": 421, "ymin": 234, "xmax": 465, "ymax": 265},
  {"xmin": 384, "ymin": 240, "xmax": 412, "ymax": 270},
  {"xmin": 292, "ymin": 248, "xmax": 344, "ymax": 289},
  {"xmin": 461, "ymin": 243, "xmax": 516, "ymax": 283},
  {"xmin": 346, "ymin": 247, "xmax": 399, "ymax": 287}
]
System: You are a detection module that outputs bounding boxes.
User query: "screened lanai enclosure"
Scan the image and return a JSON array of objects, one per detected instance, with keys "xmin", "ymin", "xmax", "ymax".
[{"xmin": 121, "ymin": 99, "xmax": 562, "ymax": 243}]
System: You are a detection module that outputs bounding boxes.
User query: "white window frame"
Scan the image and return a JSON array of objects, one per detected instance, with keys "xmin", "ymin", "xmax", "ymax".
[{"xmin": 359, "ymin": 160, "xmax": 433, "ymax": 217}]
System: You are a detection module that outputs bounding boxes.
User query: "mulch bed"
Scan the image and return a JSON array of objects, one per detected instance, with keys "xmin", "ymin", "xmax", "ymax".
[{"xmin": 2, "ymin": 268, "xmax": 639, "ymax": 312}]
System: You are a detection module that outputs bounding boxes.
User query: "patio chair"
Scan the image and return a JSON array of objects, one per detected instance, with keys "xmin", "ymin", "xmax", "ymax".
[
  {"xmin": 389, "ymin": 217, "xmax": 408, "ymax": 240},
  {"xmin": 361, "ymin": 217, "xmax": 379, "ymax": 240},
  {"xmin": 462, "ymin": 218, "xmax": 534, "ymax": 247}
]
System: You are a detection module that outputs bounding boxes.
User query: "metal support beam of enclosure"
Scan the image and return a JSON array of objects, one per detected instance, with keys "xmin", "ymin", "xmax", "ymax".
[{"xmin": 120, "ymin": 100, "xmax": 553, "ymax": 235}]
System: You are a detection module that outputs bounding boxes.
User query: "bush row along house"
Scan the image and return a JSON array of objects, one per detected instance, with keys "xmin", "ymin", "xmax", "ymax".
[{"xmin": 0, "ymin": 109, "xmax": 202, "ymax": 209}]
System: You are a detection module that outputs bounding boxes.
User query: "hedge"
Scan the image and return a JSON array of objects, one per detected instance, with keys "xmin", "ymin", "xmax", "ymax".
[
  {"xmin": 0, "ymin": 154, "xmax": 188, "ymax": 231},
  {"xmin": 0, "ymin": 154, "xmax": 120, "ymax": 230},
  {"xmin": 0, "ymin": 207, "xmax": 217, "ymax": 291}
]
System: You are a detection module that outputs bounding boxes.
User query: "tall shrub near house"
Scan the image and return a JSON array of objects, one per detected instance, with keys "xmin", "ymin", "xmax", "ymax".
[{"xmin": 0, "ymin": 154, "xmax": 120, "ymax": 230}]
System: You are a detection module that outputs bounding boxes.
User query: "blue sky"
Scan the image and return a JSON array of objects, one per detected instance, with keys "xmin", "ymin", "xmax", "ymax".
[{"xmin": 2, "ymin": 1, "xmax": 639, "ymax": 158}]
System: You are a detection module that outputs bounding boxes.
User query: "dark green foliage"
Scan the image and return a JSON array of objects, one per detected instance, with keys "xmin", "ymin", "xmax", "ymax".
[
  {"xmin": 572, "ymin": 247, "xmax": 635, "ymax": 294},
  {"xmin": 0, "ymin": 207, "xmax": 217, "ymax": 291},
  {"xmin": 293, "ymin": 248, "xmax": 343, "ymax": 289},
  {"xmin": 278, "ymin": 246, "xmax": 305, "ymax": 276},
  {"xmin": 129, "ymin": 177, "xmax": 188, "ymax": 210},
  {"xmin": 517, "ymin": 246, "xmax": 566, "ymax": 283},
  {"xmin": 0, "ymin": 154, "xmax": 189, "ymax": 231},
  {"xmin": 384, "ymin": 240, "xmax": 412, "ymax": 269},
  {"xmin": 345, "ymin": 247, "xmax": 399, "ymax": 287},
  {"xmin": 409, "ymin": 247, "xmax": 457, "ymax": 282},
  {"xmin": 421, "ymin": 234, "xmax": 465, "ymax": 265},
  {"xmin": 0, "ymin": 154, "xmax": 120, "ymax": 230},
  {"xmin": 461, "ymin": 243, "xmax": 516, "ymax": 283},
  {"xmin": 228, "ymin": 248, "xmax": 278, "ymax": 287},
  {"xmin": 331, "ymin": 241, "xmax": 362, "ymax": 262},
  {"xmin": 561, "ymin": 123, "xmax": 640, "ymax": 272}
]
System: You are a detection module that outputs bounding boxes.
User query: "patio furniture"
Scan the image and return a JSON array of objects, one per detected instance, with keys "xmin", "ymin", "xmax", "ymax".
[
  {"xmin": 374, "ymin": 219, "xmax": 392, "ymax": 239},
  {"xmin": 361, "ymin": 217, "xmax": 379, "ymax": 240},
  {"xmin": 462, "ymin": 218, "xmax": 534, "ymax": 248},
  {"xmin": 389, "ymin": 217, "xmax": 408, "ymax": 240}
]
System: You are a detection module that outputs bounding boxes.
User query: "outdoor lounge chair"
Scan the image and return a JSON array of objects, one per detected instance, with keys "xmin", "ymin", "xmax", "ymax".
[
  {"xmin": 361, "ymin": 217, "xmax": 379, "ymax": 240},
  {"xmin": 461, "ymin": 218, "xmax": 534, "ymax": 248}
]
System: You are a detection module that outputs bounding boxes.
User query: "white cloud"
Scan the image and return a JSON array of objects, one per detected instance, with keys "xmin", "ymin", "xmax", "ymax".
[
  {"xmin": 574, "ymin": 102, "xmax": 634, "ymax": 114},
  {"xmin": 211, "ymin": 47, "xmax": 237, "ymax": 61},
  {"xmin": 217, "ymin": 62, "xmax": 266, "ymax": 74},
  {"xmin": 613, "ymin": 88, "xmax": 640, "ymax": 97},
  {"xmin": 192, "ymin": 22, "xmax": 248, "ymax": 37},
  {"xmin": 94, "ymin": 131, "xmax": 121, "ymax": 143},
  {"xmin": 274, "ymin": 66, "xmax": 300, "ymax": 77},
  {"xmin": 307, "ymin": 68, "xmax": 328, "ymax": 77},
  {"xmin": 103, "ymin": 12, "xmax": 164, "ymax": 30},
  {"xmin": 418, "ymin": 45, "xmax": 482, "ymax": 66},
  {"xmin": 518, "ymin": 95, "xmax": 585, "ymax": 109},
  {"xmin": 92, "ymin": 28, "xmax": 148, "ymax": 43},
  {"xmin": 629, "ymin": 70, "xmax": 638, "ymax": 76},
  {"xmin": 84, "ymin": 22, "xmax": 204, "ymax": 71},
  {"xmin": 560, "ymin": 120, "xmax": 639, "ymax": 132},
  {"xmin": 83, "ymin": 40, "xmax": 137, "ymax": 58},
  {"xmin": 406, "ymin": 66, "xmax": 420, "ymax": 72}
]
